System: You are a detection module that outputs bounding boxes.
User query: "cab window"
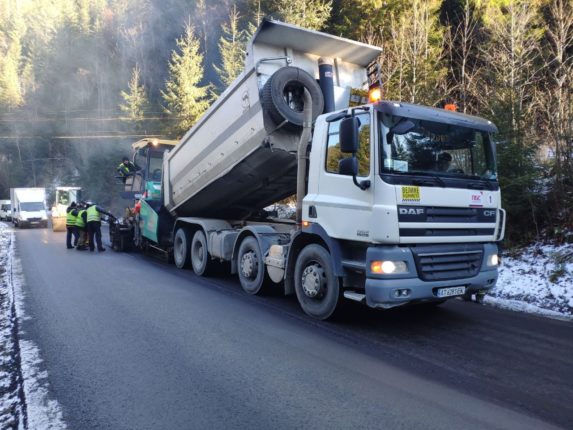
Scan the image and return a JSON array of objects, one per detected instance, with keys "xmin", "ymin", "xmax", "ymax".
[{"xmin": 325, "ymin": 114, "xmax": 370, "ymax": 176}]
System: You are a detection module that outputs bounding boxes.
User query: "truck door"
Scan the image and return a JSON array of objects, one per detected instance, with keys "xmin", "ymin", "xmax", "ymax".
[{"xmin": 308, "ymin": 112, "xmax": 374, "ymax": 241}]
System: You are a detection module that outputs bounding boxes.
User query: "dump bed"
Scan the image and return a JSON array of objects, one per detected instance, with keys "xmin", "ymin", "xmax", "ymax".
[{"xmin": 164, "ymin": 19, "xmax": 381, "ymax": 219}]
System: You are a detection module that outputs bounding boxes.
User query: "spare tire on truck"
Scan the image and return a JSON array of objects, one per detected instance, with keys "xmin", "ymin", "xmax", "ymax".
[{"xmin": 262, "ymin": 67, "xmax": 325, "ymax": 130}]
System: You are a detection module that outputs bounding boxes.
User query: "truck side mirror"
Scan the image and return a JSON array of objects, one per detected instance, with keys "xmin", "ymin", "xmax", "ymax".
[
  {"xmin": 339, "ymin": 157, "xmax": 358, "ymax": 176},
  {"xmin": 340, "ymin": 117, "xmax": 360, "ymax": 153}
]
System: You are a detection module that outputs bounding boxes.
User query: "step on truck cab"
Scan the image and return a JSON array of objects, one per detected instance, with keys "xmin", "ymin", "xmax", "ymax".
[{"xmin": 121, "ymin": 19, "xmax": 505, "ymax": 320}]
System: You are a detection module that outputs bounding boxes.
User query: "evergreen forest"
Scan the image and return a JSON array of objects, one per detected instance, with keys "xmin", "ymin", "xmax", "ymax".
[{"xmin": 0, "ymin": 0, "xmax": 572, "ymax": 245}]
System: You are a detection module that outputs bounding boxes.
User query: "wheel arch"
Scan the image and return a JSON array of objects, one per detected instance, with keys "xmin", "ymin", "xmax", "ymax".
[
  {"xmin": 173, "ymin": 217, "xmax": 233, "ymax": 245},
  {"xmin": 284, "ymin": 224, "xmax": 345, "ymax": 296},
  {"xmin": 231, "ymin": 225, "xmax": 281, "ymax": 274}
]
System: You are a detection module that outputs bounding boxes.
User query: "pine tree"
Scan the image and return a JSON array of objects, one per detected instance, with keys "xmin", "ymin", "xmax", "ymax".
[
  {"xmin": 119, "ymin": 65, "xmax": 149, "ymax": 121},
  {"xmin": 275, "ymin": 0, "xmax": 333, "ymax": 30},
  {"xmin": 383, "ymin": 0, "xmax": 446, "ymax": 105},
  {"xmin": 0, "ymin": 5, "xmax": 25, "ymax": 110},
  {"xmin": 161, "ymin": 22, "xmax": 211, "ymax": 137},
  {"xmin": 215, "ymin": 5, "xmax": 247, "ymax": 88}
]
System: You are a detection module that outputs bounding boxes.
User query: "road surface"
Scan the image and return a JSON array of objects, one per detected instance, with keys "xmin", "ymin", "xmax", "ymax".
[{"xmin": 11, "ymin": 225, "xmax": 573, "ymax": 429}]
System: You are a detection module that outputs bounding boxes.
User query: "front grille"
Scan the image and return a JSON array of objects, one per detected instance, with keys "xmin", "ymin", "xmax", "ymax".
[
  {"xmin": 412, "ymin": 244, "xmax": 483, "ymax": 281},
  {"xmin": 398, "ymin": 206, "xmax": 497, "ymax": 223},
  {"xmin": 400, "ymin": 228, "xmax": 494, "ymax": 237},
  {"xmin": 27, "ymin": 217, "xmax": 41, "ymax": 222}
]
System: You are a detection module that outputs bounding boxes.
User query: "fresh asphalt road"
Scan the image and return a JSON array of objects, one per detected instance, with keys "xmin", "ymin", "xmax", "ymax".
[{"xmin": 11, "ymin": 225, "xmax": 573, "ymax": 429}]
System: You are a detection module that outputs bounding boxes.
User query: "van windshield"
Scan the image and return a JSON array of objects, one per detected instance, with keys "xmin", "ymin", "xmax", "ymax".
[{"xmin": 21, "ymin": 202, "xmax": 45, "ymax": 211}]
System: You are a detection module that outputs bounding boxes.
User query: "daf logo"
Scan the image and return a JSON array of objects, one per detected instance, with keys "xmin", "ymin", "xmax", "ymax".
[
  {"xmin": 399, "ymin": 208, "xmax": 425, "ymax": 215},
  {"xmin": 483, "ymin": 210, "xmax": 496, "ymax": 217}
]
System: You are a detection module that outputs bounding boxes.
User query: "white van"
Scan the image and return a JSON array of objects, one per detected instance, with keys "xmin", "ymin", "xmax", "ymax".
[
  {"xmin": 0, "ymin": 200, "xmax": 11, "ymax": 221},
  {"xmin": 10, "ymin": 188, "xmax": 48, "ymax": 228}
]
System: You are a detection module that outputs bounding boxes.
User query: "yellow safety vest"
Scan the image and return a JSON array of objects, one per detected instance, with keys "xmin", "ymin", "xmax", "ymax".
[
  {"xmin": 117, "ymin": 163, "xmax": 130, "ymax": 176},
  {"xmin": 86, "ymin": 205, "xmax": 101, "ymax": 223},
  {"xmin": 66, "ymin": 210, "xmax": 77, "ymax": 226},
  {"xmin": 76, "ymin": 210, "xmax": 86, "ymax": 228}
]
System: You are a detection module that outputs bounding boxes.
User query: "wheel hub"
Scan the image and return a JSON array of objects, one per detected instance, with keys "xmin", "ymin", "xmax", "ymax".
[
  {"xmin": 301, "ymin": 264, "xmax": 325, "ymax": 298},
  {"xmin": 241, "ymin": 251, "xmax": 257, "ymax": 279}
]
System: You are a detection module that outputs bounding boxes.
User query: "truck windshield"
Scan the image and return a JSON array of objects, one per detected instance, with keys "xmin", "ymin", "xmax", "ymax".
[
  {"xmin": 1, "ymin": 204, "xmax": 10, "ymax": 211},
  {"xmin": 381, "ymin": 116, "xmax": 497, "ymax": 181},
  {"xmin": 21, "ymin": 202, "xmax": 44, "ymax": 211}
]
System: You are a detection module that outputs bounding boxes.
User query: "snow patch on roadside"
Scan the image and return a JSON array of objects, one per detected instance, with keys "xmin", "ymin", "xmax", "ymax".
[
  {"xmin": 0, "ymin": 223, "xmax": 66, "ymax": 429},
  {"xmin": 488, "ymin": 243, "xmax": 573, "ymax": 320}
]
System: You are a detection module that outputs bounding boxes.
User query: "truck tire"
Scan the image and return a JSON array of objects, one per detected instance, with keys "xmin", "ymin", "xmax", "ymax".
[
  {"xmin": 191, "ymin": 230, "xmax": 213, "ymax": 276},
  {"xmin": 294, "ymin": 244, "xmax": 341, "ymax": 320},
  {"xmin": 262, "ymin": 67, "xmax": 324, "ymax": 130},
  {"xmin": 173, "ymin": 227, "xmax": 191, "ymax": 269},
  {"xmin": 237, "ymin": 236, "xmax": 269, "ymax": 295}
]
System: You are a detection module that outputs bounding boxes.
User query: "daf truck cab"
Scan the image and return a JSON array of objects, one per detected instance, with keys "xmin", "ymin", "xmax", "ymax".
[{"xmin": 295, "ymin": 101, "xmax": 503, "ymax": 313}]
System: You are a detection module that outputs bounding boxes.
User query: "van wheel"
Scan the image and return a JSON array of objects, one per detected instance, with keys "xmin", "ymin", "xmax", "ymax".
[
  {"xmin": 173, "ymin": 227, "xmax": 190, "ymax": 269},
  {"xmin": 191, "ymin": 230, "xmax": 212, "ymax": 276},
  {"xmin": 237, "ymin": 236, "xmax": 269, "ymax": 295},
  {"xmin": 294, "ymin": 244, "xmax": 341, "ymax": 320}
]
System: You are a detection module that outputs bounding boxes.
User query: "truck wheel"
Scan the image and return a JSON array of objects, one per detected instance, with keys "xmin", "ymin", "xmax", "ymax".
[
  {"xmin": 294, "ymin": 244, "xmax": 341, "ymax": 320},
  {"xmin": 191, "ymin": 230, "xmax": 212, "ymax": 276},
  {"xmin": 173, "ymin": 227, "xmax": 190, "ymax": 269},
  {"xmin": 262, "ymin": 67, "xmax": 324, "ymax": 130},
  {"xmin": 237, "ymin": 236, "xmax": 268, "ymax": 295}
]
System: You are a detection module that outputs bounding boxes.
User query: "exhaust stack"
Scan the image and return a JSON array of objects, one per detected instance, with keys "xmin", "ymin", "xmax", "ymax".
[{"xmin": 318, "ymin": 57, "xmax": 335, "ymax": 114}]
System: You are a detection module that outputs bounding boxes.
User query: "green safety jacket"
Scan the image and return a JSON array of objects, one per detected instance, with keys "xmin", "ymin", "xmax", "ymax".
[
  {"xmin": 117, "ymin": 163, "xmax": 130, "ymax": 176},
  {"xmin": 76, "ymin": 210, "xmax": 87, "ymax": 228},
  {"xmin": 86, "ymin": 205, "xmax": 101, "ymax": 223},
  {"xmin": 66, "ymin": 209, "xmax": 77, "ymax": 226}
]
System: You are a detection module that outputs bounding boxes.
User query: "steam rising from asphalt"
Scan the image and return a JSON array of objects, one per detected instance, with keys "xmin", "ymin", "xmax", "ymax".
[{"xmin": 0, "ymin": 0, "xmax": 252, "ymax": 200}]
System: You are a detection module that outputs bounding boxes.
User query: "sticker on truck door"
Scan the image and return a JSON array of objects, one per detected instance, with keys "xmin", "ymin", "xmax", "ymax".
[{"xmin": 401, "ymin": 186, "xmax": 420, "ymax": 203}]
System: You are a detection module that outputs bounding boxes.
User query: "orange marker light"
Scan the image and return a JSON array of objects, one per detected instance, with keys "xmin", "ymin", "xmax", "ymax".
[
  {"xmin": 368, "ymin": 87, "xmax": 382, "ymax": 103},
  {"xmin": 371, "ymin": 261, "xmax": 383, "ymax": 274},
  {"xmin": 444, "ymin": 103, "xmax": 457, "ymax": 112},
  {"xmin": 302, "ymin": 221, "xmax": 310, "ymax": 228}
]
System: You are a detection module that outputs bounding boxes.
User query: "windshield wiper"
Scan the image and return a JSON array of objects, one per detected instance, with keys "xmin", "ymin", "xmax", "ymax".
[
  {"xmin": 384, "ymin": 169, "xmax": 447, "ymax": 187},
  {"xmin": 411, "ymin": 172, "xmax": 446, "ymax": 187},
  {"xmin": 464, "ymin": 176, "xmax": 497, "ymax": 190}
]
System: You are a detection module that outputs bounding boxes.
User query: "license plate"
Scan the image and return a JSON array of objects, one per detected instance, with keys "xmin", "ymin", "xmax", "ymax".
[{"xmin": 436, "ymin": 286, "xmax": 466, "ymax": 298}]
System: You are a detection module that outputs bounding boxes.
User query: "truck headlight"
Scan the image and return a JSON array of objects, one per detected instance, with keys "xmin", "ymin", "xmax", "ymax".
[
  {"xmin": 487, "ymin": 254, "xmax": 499, "ymax": 267},
  {"xmin": 370, "ymin": 260, "xmax": 408, "ymax": 274}
]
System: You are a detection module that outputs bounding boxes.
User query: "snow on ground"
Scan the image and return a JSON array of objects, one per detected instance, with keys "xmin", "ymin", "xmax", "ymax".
[
  {"xmin": 0, "ymin": 223, "xmax": 66, "ymax": 429},
  {"xmin": 487, "ymin": 243, "xmax": 573, "ymax": 320}
]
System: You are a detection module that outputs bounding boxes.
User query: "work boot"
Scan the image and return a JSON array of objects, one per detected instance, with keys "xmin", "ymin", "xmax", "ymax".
[
  {"xmin": 98, "ymin": 248, "xmax": 106, "ymax": 252},
  {"xmin": 67, "ymin": 246, "xmax": 74, "ymax": 249}
]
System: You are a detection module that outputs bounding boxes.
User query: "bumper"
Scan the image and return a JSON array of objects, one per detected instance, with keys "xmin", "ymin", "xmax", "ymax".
[{"xmin": 365, "ymin": 269, "xmax": 498, "ymax": 308}]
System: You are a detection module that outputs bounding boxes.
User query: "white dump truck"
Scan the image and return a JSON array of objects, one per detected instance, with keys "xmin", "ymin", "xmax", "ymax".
[
  {"xmin": 113, "ymin": 19, "xmax": 505, "ymax": 320},
  {"xmin": 10, "ymin": 188, "xmax": 48, "ymax": 228}
]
